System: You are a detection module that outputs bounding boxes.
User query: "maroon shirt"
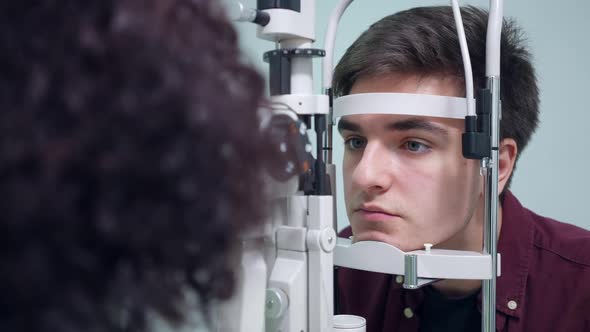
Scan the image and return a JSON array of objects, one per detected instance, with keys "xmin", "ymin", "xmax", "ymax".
[{"xmin": 336, "ymin": 191, "xmax": 590, "ymax": 331}]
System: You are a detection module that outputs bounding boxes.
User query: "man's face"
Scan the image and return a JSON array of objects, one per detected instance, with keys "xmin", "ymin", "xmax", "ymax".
[{"xmin": 339, "ymin": 74, "xmax": 482, "ymax": 252}]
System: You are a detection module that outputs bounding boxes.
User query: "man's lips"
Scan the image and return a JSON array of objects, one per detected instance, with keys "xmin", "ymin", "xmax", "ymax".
[{"xmin": 354, "ymin": 206, "xmax": 400, "ymax": 222}]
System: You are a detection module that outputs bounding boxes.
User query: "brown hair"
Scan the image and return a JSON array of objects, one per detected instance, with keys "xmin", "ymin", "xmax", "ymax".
[{"xmin": 334, "ymin": 6, "xmax": 539, "ymax": 187}]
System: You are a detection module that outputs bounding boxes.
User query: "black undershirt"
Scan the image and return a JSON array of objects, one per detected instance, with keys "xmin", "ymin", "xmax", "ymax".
[{"xmin": 418, "ymin": 286, "xmax": 481, "ymax": 332}]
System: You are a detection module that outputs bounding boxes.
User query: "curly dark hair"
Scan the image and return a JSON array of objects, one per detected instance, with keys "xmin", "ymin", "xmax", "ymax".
[{"xmin": 0, "ymin": 1, "xmax": 270, "ymax": 331}]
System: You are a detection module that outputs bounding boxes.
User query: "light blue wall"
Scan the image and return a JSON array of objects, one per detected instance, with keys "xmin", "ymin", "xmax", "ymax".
[{"xmin": 230, "ymin": 0, "xmax": 590, "ymax": 231}]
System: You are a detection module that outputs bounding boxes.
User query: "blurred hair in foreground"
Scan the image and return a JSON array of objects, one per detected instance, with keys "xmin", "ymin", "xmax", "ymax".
[{"xmin": 0, "ymin": 1, "xmax": 271, "ymax": 331}]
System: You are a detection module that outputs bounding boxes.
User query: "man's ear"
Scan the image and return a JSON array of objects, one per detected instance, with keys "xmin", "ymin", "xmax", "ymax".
[{"xmin": 498, "ymin": 138, "xmax": 518, "ymax": 193}]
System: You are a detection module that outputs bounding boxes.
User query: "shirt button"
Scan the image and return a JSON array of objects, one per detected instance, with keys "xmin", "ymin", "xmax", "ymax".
[
  {"xmin": 403, "ymin": 307, "xmax": 414, "ymax": 319},
  {"xmin": 507, "ymin": 300, "xmax": 518, "ymax": 310},
  {"xmin": 395, "ymin": 275, "xmax": 404, "ymax": 284}
]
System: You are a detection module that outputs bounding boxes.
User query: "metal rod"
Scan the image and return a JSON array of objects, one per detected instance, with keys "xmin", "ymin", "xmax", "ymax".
[
  {"xmin": 403, "ymin": 254, "xmax": 418, "ymax": 289},
  {"xmin": 482, "ymin": 76, "xmax": 500, "ymax": 332},
  {"xmin": 314, "ymin": 114, "xmax": 328, "ymax": 195},
  {"xmin": 324, "ymin": 88, "xmax": 333, "ymax": 165}
]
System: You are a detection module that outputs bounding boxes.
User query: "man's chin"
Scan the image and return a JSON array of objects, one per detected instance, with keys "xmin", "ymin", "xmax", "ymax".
[
  {"xmin": 352, "ymin": 231, "xmax": 396, "ymax": 246},
  {"xmin": 352, "ymin": 231, "xmax": 423, "ymax": 252}
]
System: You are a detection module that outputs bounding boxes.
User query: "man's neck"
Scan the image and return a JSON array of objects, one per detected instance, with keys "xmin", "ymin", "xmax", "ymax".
[{"xmin": 430, "ymin": 202, "xmax": 504, "ymax": 297}]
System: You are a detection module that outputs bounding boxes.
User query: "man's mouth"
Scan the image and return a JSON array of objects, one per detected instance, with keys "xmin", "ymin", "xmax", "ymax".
[{"xmin": 355, "ymin": 205, "xmax": 400, "ymax": 222}]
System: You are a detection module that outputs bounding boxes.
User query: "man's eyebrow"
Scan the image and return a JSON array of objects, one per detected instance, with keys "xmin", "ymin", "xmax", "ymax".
[
  {"xmin": 337, "ymin": 118, "xmax": 361, "ymax": 133},
  {"xmin": 387, "ymin": 118, "xmax": 449, "ymax": 137},
  {"xmin": 337, "ymin": 117, "xmax": 449, "ymax": 137}
]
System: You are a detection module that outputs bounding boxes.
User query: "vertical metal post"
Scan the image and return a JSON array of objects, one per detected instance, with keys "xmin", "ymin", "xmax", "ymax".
[
  {"xmin": 324, "ymin": 88, "xmax": 333, "ymax": 166},
  {"xmin": 403, "ymin": 254, "xmax": 418, "ymax": 289},
  {"xmin": 482, "ymin": 76, "xmax": 500, "ymax": 332}
]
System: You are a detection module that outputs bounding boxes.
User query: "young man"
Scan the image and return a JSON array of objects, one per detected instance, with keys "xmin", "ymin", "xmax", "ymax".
[
  {"xmin": 0, "ymin": 1, "xmax": 272, "ymax": 331},
  {"xmin": 334, "ymin": 6, "xmax": 590, "ymax": 332}
]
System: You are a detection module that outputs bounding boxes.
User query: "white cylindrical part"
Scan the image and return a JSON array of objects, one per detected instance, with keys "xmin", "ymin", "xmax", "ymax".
[
  {"xmin": 291, "ymin": 57, "xmax": 313, "ymax": 94},
  {"xmin": 450, "ymin": 0, "xmax": 475, "ymax": 116},
  {"xmin": 281, "ymin": 39, "xmax": 314, "ymax": 95},
  {"xmin": 333, "ymin": 315, "xmax": 366, "ymax": 332},
  {"xmin": 486, "ymin": 0, "xmax": 503, "ymax": 77},
  {"xmin": 323, "ymin": 0, "xmax": 355, "ymax": 90}
]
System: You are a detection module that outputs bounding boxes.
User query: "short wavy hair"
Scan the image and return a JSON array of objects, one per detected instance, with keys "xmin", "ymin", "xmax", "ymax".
[
  {"xmin": 0, "ymin": 1, "xmax": 270, "ymax": 331},
  {"xmin": 334, "ymin": 6, "xmax": 539, "ymax": 189}
]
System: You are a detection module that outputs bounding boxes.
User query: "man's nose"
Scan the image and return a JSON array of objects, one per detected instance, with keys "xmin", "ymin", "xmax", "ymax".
[{"xmin": 351, "ymin": 142, "xmax": 394, "ymax": 195}]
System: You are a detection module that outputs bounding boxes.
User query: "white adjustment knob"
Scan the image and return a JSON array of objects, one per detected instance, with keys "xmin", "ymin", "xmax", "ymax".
[
  {"xmin": 265, "ymin": 288, "xmax": 288, "ymax": 321},
  {"xmin": 424, "ymin": 243, "xmax": 433, "ymax": 253},
  {"xmin": 320, "ymin": 227, "xmax": 337, "ymax": 252}
]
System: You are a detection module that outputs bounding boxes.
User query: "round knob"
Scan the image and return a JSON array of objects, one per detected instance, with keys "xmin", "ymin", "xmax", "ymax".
[{"xmin": 265, "ymin": 288, "xmax": 288, "ymax": 320}]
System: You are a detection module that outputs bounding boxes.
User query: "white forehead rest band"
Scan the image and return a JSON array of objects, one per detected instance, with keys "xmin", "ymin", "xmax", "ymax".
[{"xmin": 332, "ymin": 93, "xmax": 472, "ymax": 120}]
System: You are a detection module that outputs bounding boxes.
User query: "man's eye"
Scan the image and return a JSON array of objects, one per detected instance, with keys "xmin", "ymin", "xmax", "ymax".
[
  {"xmin": 404, "ymin": 140, "xmax": 430, "ymax": 153},
  {"xmin": 344, "ymin": 137, "xmax": 366, "ymax": 150}
]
